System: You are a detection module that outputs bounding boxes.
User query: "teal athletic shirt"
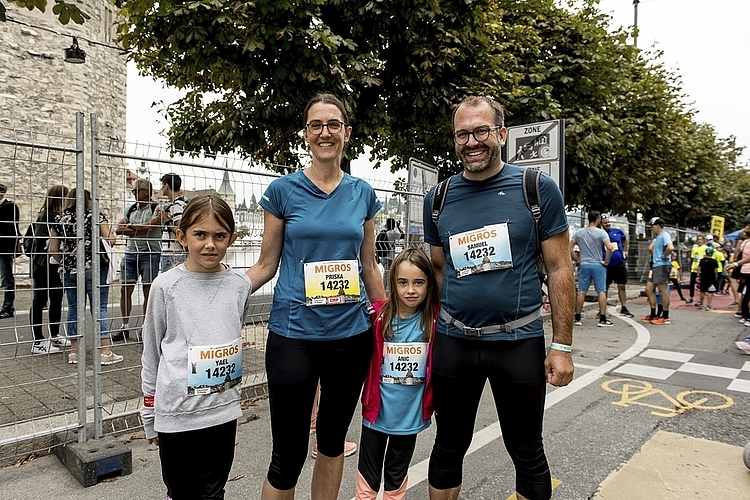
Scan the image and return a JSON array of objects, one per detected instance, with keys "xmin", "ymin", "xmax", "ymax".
[
  {"xmin": 423, "ymin": 164, "xmax": 568, "ymax": 341},
  {"xmin": 260, "ymin": 171, "xmax": 382, "ymax": 341},
  {"xmin": 365, "ymin": 312, "xmax": 431, "ymax": 436}
]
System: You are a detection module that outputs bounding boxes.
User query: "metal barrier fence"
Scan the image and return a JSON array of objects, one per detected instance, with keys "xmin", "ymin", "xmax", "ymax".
[{"xmin": 0, "ymin": 114, "xmax": 410, "ymax": 465}]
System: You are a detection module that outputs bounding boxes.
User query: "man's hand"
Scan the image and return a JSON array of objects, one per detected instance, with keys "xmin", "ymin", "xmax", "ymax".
[
  {"xmin": 147, "ymin": 437, "xmax": 159, "ymax": 446},
  {"xmin": 544, "ymin": 349, "xmax": 574, "ymax": 387}
]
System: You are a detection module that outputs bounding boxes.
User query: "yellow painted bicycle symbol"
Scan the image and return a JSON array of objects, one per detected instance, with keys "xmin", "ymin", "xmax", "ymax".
[{"xmin": 602, "ymin": 378, "xmax": 734, "ymax": 417}]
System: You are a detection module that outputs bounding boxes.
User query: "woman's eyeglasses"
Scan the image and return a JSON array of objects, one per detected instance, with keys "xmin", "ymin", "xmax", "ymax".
[{"xmin": 305, "ymin": 120, "xmax": 347, "ymax": 135}]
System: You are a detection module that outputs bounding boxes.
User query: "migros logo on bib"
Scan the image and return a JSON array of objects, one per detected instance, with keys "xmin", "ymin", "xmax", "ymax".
[
  {"xmin": 314, "ymin": 263, "xmax": 352, "ymax": 273},
  {"xmin": 457, "ymin": 229, "xmax": 497, "ymax": 246},
  {"xmin": 199, "ymin": 345, "xmax": 240, "ymax": 360},
  {"xmin": 386, "ymin": 345, "xmax": 423, "ymax": 355}
]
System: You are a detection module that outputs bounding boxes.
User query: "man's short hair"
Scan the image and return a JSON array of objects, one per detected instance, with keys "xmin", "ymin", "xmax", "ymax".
[
  {"xmin": 588, "ymin": 210, "xmax": 601, "ymax": 223},
  {"xmin": 134, "ymin": 178, "xmax": 153, "ymax": 195},
  {"xmin": 160, "ymin": 173, "xmax": 182, "ymax": 192},
  {"xmin": 452, "ymin": 96, "xmax": 505, "ymax": 128},
  {"xmin": 0, "ymin": 182, "xmax": 7, "ymax": 192}
]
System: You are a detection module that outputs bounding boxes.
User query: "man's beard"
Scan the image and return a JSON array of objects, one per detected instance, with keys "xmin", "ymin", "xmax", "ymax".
[{"xmin": 458, "ymin": 143, "xmax": 500, "ymax": 174}]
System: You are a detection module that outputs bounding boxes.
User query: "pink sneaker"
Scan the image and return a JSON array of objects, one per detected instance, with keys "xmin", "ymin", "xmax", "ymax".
[{"xmin": 736, "ymin": 341, "xmax": 750, "ymax": 355}]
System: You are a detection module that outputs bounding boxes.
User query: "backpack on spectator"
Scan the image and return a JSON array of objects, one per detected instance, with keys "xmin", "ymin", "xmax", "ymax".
[{"xmin": 125, "ymin": 201, "xmax": 157, "ymax": 220}]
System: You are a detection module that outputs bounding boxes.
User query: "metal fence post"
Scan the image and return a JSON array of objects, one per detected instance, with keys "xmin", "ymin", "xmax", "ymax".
[
  {"xmin": 91, "ymin": 114, "xmax": 103, "ymax": 439},
  {"xmin": 75, "ymin": 112, "xmax": 87, "ymax": 444}
]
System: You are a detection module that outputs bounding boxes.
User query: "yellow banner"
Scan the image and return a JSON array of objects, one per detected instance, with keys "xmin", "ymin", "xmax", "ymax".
[{"xmin": 710, "ymin": 216, "xmax": 725, "ymax": 241}]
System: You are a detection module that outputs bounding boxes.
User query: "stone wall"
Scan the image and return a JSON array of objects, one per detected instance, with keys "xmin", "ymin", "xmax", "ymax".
[{"xmin": 0, "ymin": 1, "xmax": 127, "ymax": 221}]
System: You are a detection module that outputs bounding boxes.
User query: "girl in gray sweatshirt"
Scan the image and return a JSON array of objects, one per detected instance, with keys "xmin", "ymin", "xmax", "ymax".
[{"xmin": 140, "ymin": 195, "xmax": 253, "ymax": 499}]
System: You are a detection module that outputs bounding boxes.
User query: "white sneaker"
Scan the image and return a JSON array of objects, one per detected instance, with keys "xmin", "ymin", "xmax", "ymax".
[
  {"xmin": 100, "ymin": 351, "xmax": 124, "ymax": 365},
  {"xmin": 31, "ymin": 340, "xmax": 60, "ymax": 355},
  {"xmin": 50, "ymin": 336, "xmax": 71, "ymax": 347}
]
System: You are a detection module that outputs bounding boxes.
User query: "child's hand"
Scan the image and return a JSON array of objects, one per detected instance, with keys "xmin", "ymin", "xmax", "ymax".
[{"xmin": 148, "ymin": 437, "xmax": 159, "ymax": 446}]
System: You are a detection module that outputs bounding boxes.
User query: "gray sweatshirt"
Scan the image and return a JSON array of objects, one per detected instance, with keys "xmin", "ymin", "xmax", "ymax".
[{"xmin": 140, "ymin": 264, "xmax": 253, "ymax": 438}]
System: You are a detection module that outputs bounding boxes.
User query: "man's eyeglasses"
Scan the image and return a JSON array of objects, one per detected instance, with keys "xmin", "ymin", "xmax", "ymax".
[
  {"xmin": 305, "ymin": 120, "xmax": 347, "ymax": 135},
  {"xmin": 453, "ymin": 126, "xmax": 502, "ymax": 145}
]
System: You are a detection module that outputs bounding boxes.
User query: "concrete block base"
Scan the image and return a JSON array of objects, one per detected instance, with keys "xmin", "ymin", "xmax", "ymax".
[{"xmin": 53, "ymin": 435, "xmax": 132, "ymax": 487}]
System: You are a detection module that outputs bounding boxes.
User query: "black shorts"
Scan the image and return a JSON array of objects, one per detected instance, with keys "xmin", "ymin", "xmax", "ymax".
[
  {"xmin": 606, "ymin": 263, "xmax": 628, "ymax": 286},
  {"xmin": 699, "ymin": 278, "xmax": 718, "ymax": 293},
  {"xmin": 732, "ymin": 266, "xmax": 742, "ymax": 280}
]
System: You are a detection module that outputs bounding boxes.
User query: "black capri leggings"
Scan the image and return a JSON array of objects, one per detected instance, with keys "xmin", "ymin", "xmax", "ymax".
[
  {"xmin": 265, "ymin": 330, "xmax": 372, "ymax": 491},
  {"xmin": 358, "ymin": 425, "xmax": 417, "ymax": 492},
  {"xmin": 428, "ymin": 334, "xmax": 551, "ymax": 500}
]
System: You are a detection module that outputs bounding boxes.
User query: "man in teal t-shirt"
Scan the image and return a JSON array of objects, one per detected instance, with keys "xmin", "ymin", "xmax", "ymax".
[{"xmin": 644, "ymin": 218, "xmax": 674, "ymax": 325}]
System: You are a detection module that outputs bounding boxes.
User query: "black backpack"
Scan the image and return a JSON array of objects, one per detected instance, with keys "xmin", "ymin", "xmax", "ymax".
[
  {"xmin": 375, "ymin": 230, "xmax": 390, "ymax": 263},
  {"xmin": 431, "ymin": 167, "xmax": 547, "ymax": 283},
  {"xmin": 125, "ymin": 201, "xmax": 157, "ymax": 220}
]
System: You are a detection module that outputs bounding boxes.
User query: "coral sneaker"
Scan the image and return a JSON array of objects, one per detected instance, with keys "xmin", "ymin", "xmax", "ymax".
[
  {"xmin": 650, "ymin": 317, "xmax": 671, "ymax": 325},
  {"xmin": 640, "ymin": 315, "xmax": 656, "ymax": 323}
]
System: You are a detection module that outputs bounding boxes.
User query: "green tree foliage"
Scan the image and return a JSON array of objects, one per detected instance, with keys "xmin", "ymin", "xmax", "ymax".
[
  {"xmin": 115, "ymin": 0, "xmax": 746, "ymax": 222},
  {"xmin": 117, "ymin": 0, "xmax": 500, "ymax": 172},
  {"xmin": 1, "ymin": 0, "xmax": 89, "ymax": 24}
]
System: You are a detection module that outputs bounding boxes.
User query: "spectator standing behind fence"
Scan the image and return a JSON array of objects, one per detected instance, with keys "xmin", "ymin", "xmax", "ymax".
[
  {"xmin": 246, "ymin": 92, "xmax": 386, "ymax": 500},
  {"xmin": 601, "ymin": 214, "xmax": 634, "ymax": 317},
  {"xmin": 49, "ymin": 188, "xmax": 122, "ymax": 365},
  {"xmin": 423, "ymin": 96, "xmax": 574, "ymax": 500},
  {"xmin": 381, "ymin": 218, "xmax": 404, "ymax": 289},
  {"xmin": 0, "ymin": 182, "xmax": 20, "ymax": 319},
  {"xmin": 113, "ymin": 178, "xmax": 161, "ymax": 342},
  {"xmin": 642, "ymin": 218, "xmax": 674, "ymax": 325},
  {"xmin": 140, "ymin": 195, "xmax": 252, "ymax": 500},
  {"xmin": 152, "ymin": 173, "xmax": 188, "ymax": 273},
  {"xmin": 27, "ymin": 185, "xmax": 70, "ymax": 354},
  {"xmin": 571, "ymin": 211, "xmax": 614, "ymax": 327}
]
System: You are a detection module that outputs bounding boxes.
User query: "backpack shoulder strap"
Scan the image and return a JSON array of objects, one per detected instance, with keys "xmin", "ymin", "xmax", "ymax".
[
  {"xmin": 522, "ymin": 167, "xmax": 542, "ymax": 253},
  {"xmin": 431, "ymin": 176, "xmax": 453, "ymax": 225},
  {"xmin": 125, "ymin": 203, "xmax": 137, "ymax": 220},
  {"xmin": 126, "ymin": 202, "xmax": 157, "ymax": 220}
]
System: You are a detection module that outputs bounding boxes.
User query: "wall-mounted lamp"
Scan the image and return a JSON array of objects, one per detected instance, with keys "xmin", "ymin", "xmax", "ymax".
[{"xmin": 63, "ymin": 36, "xmax": 86, "ymax": 64}]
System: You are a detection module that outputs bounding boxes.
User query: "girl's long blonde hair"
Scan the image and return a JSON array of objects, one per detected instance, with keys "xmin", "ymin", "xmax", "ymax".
[{"xmin": 380, "ymin": 248, "xmax": 439, "ymax": 341}]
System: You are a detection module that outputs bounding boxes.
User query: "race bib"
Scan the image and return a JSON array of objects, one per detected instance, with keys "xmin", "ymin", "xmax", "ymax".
[
  {"xmin": 304, "ymin": 260, "xmax": 361, "ymax": 306},
  {"xmin": 610, "ymin": 242, "xmax": 619, "ymax": 251},
  {"xmin": 380, "ymin": 342, "xmax": 428, "ymax": 385},
  {"xmin": 449, "ymin": 223, "xmax": 513, "ymax": 278},
  {"xmin": 187, "ymin": 338, "xmax": 242, "ymax": 396}
]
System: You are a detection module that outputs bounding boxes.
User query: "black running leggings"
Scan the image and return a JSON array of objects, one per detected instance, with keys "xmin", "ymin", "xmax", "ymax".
[
  {"xmin": 428, "ymin": 334, "xmax": 551, "ymax": 500},
  {"xmin": 265, "ymin": 330, "xmax": 372, "ymax": 491},
  {"xmin": 669, "ymin": 278, "xmax": 685, "ymax": 300},
  {"xmin": 358, "ymin": 426, "xmax": 417, "ymax": 492},
  {"xmin": 158, "ymin": 419, "xmax": 237, "ymax": 500},
  {"xmin": 30, "ymin": 262, "xmax": 63, "ymax": 340}
]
